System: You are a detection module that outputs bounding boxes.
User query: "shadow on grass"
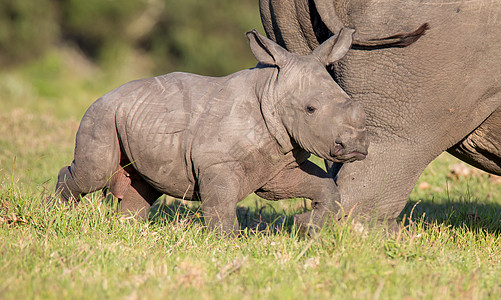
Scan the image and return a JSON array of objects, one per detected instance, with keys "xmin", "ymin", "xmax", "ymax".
[
  {"xmin": 400, "ymin": 199, "xmax": 501, "ymax": 233},
  {"xmin": 108, "ymin": 191, "xmax": 501, "ymax": 234},
  {"xmin": 148, "ymin": 196, "xmax": 311, "ymax": 234}
]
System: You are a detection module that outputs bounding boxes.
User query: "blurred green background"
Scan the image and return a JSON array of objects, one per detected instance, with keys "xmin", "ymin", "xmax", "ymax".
[
  {"xmin": 0, "ymin": 0, "xmax": 261, "ymax": 73},
  {"xmin": 0, "ymin": 0, "xmax": 262, "ymax": 118}
]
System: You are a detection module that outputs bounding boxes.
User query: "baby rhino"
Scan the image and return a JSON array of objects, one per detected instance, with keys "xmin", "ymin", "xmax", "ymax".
[{"xmin": 56, "ymin": 28, "xmax": 368, "ymax": 235}]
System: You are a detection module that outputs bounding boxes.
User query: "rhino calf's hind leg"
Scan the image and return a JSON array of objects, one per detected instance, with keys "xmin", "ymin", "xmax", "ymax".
[
  {"xmin": 56, "ymin": 165, "xmax": 86, "ymax": 205},
  {"xmin": 108, "ymin": 165, "xmax": 162, "ymax": 221},
  {"xmin": 56, "ymin": 100, "xmax": 124, "ymax": 206},
  {"xmin": 56, "ymin": 159, "xmax": 119, "ymax": 205}
]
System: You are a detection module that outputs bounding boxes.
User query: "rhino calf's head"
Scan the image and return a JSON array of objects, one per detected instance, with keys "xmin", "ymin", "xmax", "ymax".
[{"xmin": 247, "ymin": 28, "xmax": 368, "ymax": 162}]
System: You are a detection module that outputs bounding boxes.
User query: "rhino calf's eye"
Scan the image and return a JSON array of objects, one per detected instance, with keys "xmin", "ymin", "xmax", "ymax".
[{"xmin": 306, "ymin": 105, "xmax": 317, "ymax": 114}]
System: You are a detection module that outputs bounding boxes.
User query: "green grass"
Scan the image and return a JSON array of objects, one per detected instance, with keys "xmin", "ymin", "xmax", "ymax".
[
  {"xmin": 1, "ymin": 49, "xmax": 501, "ymax": 299},
  {"xmin": 2, "ymin": 187, "xmax": 501, "ymax": 299}
]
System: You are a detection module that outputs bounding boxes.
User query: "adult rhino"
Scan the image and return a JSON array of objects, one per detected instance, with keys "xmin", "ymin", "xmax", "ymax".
[{"xmin": 260, "ymin": 0, "xmax": 501, "ymax": 228}]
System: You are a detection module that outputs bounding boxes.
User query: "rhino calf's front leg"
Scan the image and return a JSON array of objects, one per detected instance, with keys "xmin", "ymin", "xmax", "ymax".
[
  {"xmin": 198, "ymin": 164, "xmax": 244, "ymax": 236},
  {"xmin": 256, "ymin": 160, "xmax": 341, "ymax": 236}
]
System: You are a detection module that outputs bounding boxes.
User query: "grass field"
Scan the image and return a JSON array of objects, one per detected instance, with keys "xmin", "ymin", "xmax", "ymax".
[{"xmin": 1, "ymin": 51, "xmax": 501, "ymax": 299}]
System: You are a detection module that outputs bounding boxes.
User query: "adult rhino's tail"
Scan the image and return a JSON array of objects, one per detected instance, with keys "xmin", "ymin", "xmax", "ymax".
[{"xmin": 56, "ymin": 96, "xmax": 121, "ymax": 202}]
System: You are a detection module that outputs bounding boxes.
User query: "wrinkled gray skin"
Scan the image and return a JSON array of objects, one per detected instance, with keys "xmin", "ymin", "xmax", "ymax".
[
  {"xmin": 260, "ymin": 0, "xmax": 501, "ymax": 228},
  {"xmin": 56, "ymin": 29, "xmax": 368, "ymax": 235}
]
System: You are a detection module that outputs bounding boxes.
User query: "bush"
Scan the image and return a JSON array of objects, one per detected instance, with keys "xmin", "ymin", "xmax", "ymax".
[
  {"xmin": 0, "ymin": 0, "xmax": 59, "ymax": 66},
  {"xmin": 0, "ymin": 0, "xmax": 262, "ymax": 75}
]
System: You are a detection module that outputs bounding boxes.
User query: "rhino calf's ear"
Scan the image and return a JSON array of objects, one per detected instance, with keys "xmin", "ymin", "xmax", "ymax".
[
  {"xmin": 313, "ymin": 27, "xmax": 355, "ymax": 66},
  {"xmin": 246, "ymin": 29, "xmax": 291, "ymax": 67}
]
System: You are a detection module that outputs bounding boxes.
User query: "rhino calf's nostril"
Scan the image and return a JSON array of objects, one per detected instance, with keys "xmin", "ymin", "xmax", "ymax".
[
  {"xmin": 335, "ymin": 138, "xmax": 345, "ymax": 148},
  {"xmin": 332, "ymin": 142, "xmax": 345, "ymax": 156}
]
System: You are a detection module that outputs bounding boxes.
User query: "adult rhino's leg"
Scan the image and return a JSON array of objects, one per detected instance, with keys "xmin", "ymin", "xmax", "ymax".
[
  {"xmin": 256, "ymin": 160, "xmax": 340, "ymax": 235},
  {"xmin": 336, "ymin": 93, "xmax": 501, "ymax": 228},
  {"xmin": 447, "ymin": 106, "xmax": 501, "ymax": 176},
  {"xmin": 56, "ymin": 98, "xmax": 120, "ymax": 203},
  {"xmin": 335, "ymin": 103, "xmax": 501, "ymax": 230},
  {"xmin": 334, "ymin": 81, "xmax": 501, "ymax": 228},
  {"xmin": 335, "ymin": 142, "xmax": 432, "ymax": 229}
]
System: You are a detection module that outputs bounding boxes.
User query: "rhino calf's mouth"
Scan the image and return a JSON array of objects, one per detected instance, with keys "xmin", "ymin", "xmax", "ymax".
[{"xmin": 332, "ymin": 151, "xmax": 367, "ymax": 163}]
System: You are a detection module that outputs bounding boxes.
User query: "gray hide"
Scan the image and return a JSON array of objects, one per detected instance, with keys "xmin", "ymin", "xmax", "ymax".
[
  {"xmin": 260, "ymin": 0, "xmax": 501, "ymax": 228},
  {"xmin": 56, "ymin": 28, "xmax": 368, "ymax": 235}
]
